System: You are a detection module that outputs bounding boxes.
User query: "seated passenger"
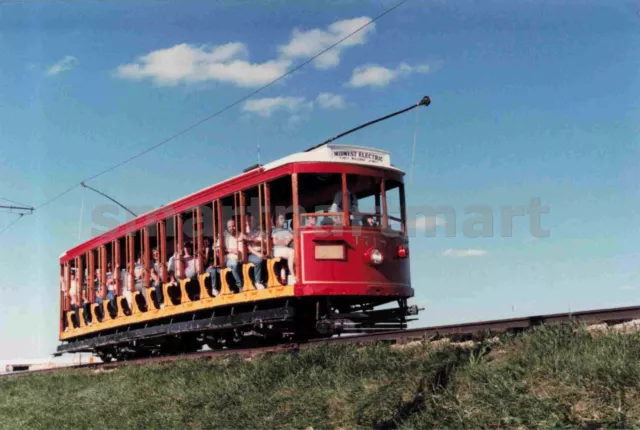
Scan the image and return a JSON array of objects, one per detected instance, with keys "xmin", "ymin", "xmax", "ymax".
[
  {"xmin": 69, "ymin": 271, "xmax": 78, "ymax": 309},
  {"xmin": 106, "ymin": 263, "xmax": 117, "ymax": 305},
  {"xmin": 305, "ymin": 214, "xmax": 318, "ymax": 227},
  {"xmin": 272, "ymin": 213, "xmax": 296, "ymax": 285},
  {"xmin": 168, "ymin": 241, "xmax": 198, "ymax": 281},
  {"xmin": 215, "ymin": 219, "xmax": 243, "ymax": 291},
  {"xmin": 204, "ymin": 238, "xmax": 221, "ymax": 297},
  {"xmin": 245, "ymin": 214, "xmax": 266, "ymax": 290},
  {"xmin": 81, "ymin": 289, "xmax": 92, "ymax": 326},
  {"xmin": 183, "ymin": 241, "xmax": 198, "ymax": 280},
  {"xmin": 68, "ymin": 271, "xmax": 80, "ymax": 327},
  {"xmin": 203, "ymin": 238, "xmax": 213, "ymax": 269},
  {"xmin": 96, "ymin": 265, "xmax": 116, "ymax": 307},
  {"xmin": 150, "ymin": 248, "xmax": 166, "ymax": 306},
  {"xmin": 127, "ymin": 254, "xmax": 146, "ymax": 305},
  {"xmin": 329, "ymin": 176, "xmax": 360, "ymax": 225},
  {"xmin": 364, "ymin": 215, "xmax": 378, "ymax": 227}
]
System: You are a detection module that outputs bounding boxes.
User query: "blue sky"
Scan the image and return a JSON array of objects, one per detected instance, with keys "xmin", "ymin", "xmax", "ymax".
[{"xmin": 0, "ymin": 0, "xmax": 639, "ymax": 360}]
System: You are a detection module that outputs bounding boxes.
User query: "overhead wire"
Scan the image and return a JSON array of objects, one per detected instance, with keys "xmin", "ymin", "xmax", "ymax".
[
  {"xmin": 1, "ymin": 197, "xmax": 31, "ymax": 207},
  {"xmin": 0, "ymin": 214, "xmax": 24, "ymax": 237}
]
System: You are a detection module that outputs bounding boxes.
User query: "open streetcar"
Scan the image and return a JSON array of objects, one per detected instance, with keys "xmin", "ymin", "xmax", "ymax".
[{"xmin": 55, "ymin": 97, "xmax": 429, "ymax": 361}]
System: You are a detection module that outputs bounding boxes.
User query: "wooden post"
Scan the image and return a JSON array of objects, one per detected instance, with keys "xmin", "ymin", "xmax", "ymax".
[
  {"xmin": 176, "ymin": 214, "xmax": 184, "ymax": 278},
  {"xmin": 143, "ymin": 227, "xmax": 150, "ymax": 288},
  {"xmin": 211, "ymin": 201, "xmax": 218, "ymax": 267},
  {"xmin": 196, "ymin": 207, "xmax": 204, "ymax": 274},
  {"xmin": 381, "ymin": 179, "xmax": 389, "ymax": 229},
  {"xmin": 64, "ymin": 262, "xmax": 71, "ymax": 311},
  {"xmin": 88, "ymin": 251, "xmax": 95, "ymax": 303},
  {"xmin": 76, "ymin": 257, "xmax": 83, "ymax": 306},
  {"xmin": 99, "ymin": 246, "xmax": 107, "ymax": 299},
  {"xmin": 127, "ymin": 234, "xmax": 135, "ymax": 293},
  {"xmin": 258, "ymin": 183, "xmax": 264, "ymax": 254},
  {"xmin": 399, "ymin": 183, "xmax": 407, "ymax": 234},
  {"xmin": 292, "ymin": 173, "xmax": 301, "ymax": 281},
  {"xmin": 158, "ymin": 220, "xmax": 168, "ymax": 283},
  {"xmin": 216, "ymin": 200, "xmax": 224, "ymax": 267},
  {"xmin": 265, "ymin": 183, "xmax": 272, "ymax": 258},
  {"xmin": 114, "ymin": 240, "xmax": 122, "ymax": 296},
  {"xmin": 59, "ymin": 264, "xmax": 65, "ymax": 333},
  {"xmin": 239, "ymin": 191, "xmax": 246, "ymax": 263},
  {"xmin": 342, "ymin": 173, "xmax": 349, "ymax": 226}
]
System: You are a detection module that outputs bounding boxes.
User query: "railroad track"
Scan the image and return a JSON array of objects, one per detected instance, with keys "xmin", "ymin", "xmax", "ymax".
[{"xmin": 5, "ymin": 305, "xmax": 640, "ymax": 379}]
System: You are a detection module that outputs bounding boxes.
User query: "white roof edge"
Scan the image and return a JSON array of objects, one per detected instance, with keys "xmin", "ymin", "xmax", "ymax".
[{"xmin": 263, "ymin": 143, "xmax": 403, "ymax": 173}]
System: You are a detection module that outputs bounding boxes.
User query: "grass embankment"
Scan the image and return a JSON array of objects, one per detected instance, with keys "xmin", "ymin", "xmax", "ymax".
[{"xmin": 2, "ymin": 324, "xmax": 640, "ymax": 429}]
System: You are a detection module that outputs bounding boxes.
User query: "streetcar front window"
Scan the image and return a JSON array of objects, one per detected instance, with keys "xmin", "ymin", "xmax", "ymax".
[{"xmin": 297, "ymin": 173, "xmax": 402, "ymax": 229}]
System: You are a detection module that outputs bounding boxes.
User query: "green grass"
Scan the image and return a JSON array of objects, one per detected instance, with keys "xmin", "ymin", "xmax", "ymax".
[{"xmin": 2, "ymin": 324, "xmax": 640, "ymax": 429}]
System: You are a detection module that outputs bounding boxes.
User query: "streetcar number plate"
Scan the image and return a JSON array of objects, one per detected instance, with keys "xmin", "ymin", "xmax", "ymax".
[{"xmin": 315, "ymin": 244, "xmax": 345, "ymax": 260}]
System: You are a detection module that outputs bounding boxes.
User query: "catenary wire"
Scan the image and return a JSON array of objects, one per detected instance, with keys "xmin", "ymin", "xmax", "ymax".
[
  {"xmin": 0, "ymin": 197, "xmax": 31, "ymax": 207},
  {"xmin": 0, "ymin": 214, "xmax": 24, "ymax": 237}
]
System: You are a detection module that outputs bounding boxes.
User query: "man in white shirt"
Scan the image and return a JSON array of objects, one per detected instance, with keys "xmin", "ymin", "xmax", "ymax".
[{"xmin": 215, "ymin": 219, "xmax": 243, "ymax": 291}]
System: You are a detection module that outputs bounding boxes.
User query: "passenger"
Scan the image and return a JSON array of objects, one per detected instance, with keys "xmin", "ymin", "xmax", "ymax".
[
  {"xmin": 215, "ymin": 219, "xmax": 242, "ymax": 291},
  {"xmin": 131, "ymin": 253, "xmax": 147, "ymax": 305},
  {"xmin": 329, "ymin": 176, "xmax": 360, "ymax": 225},
  {"xmin": 81, "ymin": 289, "xmax": 92, "ymax": 326},
  {"xmin": 203, "ymin": 238, "xmax": 213, "ymax": 270},
  {"xmin": 205, "ymin": 237, "xmax": 221, "ymax": 297},
  {"xmin": 272, "ymin": 213, "xmax": 296, "ymax": 285},
  {"xmin": 69, "ymin": 270, "xmax": 80, "ymax": 327},
  {"xmin": 365, "ymin": 215, "xmax": 378, "ymax": 227},
  {"xmin": 305, "ymin": 214, "xmax": 318, "ymax": 227},
  {"xmin": 168, "ymin": 241, "xmax": 198, "ymax": 280},
  {"xmin": 184, "ymin": 240, "xmax": 198, "ymax": 279},
  {"xmin": 96, "ymin": 265, "xmax": 116, "ymax": 306},
  {"xmin": 244, "ymin": 214, "xmax": 266, "ymax": 290},
  {"xmin": 69, "ymin": 271, "xmax": 78, "ymax": 309},
  {"xmin": 150, "ymin": 248, "xmax": 166, "ymax": 307},
  {"xmin": 105, "ymin": 263, "xmax": 116, "ymax": 306}
]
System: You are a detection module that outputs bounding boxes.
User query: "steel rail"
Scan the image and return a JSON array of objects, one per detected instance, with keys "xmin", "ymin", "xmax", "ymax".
[{"xmin": 4, "ymin": 305, "xmax": 640, "ymax": 379}]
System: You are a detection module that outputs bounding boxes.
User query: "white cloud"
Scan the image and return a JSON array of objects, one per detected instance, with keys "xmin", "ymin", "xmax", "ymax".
[
  {"xmin": 243, "ymin": 92, "xmax": 345, "ymax": 118},
  {"xmin": 45, "ymin": 56, "xmax": 78, "ymax": 76},
  {"xmin": 443, "ymin": 249, "xmax": 487, "ymax": 257},
  {"xmin": 316, "ymin": 92, "xmax": 346, "ymax": 109},
  {"xmin": 242, "ymin": 96, "xmax": 309, "ymax": 117},
  {"xmin": 115, "ymin": 43, "xmax": 291, "ymax": 87},
  {"xmin": 348, "ymin": 62, "xmax": 431, "ymax": 88},
  {"xmin": 620, "ymin": 285, "xmax": 638, "ymax": 291},
  {"xmin": 279, "ymin": 17, "xmax": 375, "ymax": 69},
  {"xmin": 116, "ymin": 16, "xmax": 376, "ymax": 89}
]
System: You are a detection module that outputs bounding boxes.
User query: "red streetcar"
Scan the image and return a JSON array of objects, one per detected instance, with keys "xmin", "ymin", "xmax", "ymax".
[{"xmin": 55, "ymin": 97, "xmax": 430, "ymax": 361}]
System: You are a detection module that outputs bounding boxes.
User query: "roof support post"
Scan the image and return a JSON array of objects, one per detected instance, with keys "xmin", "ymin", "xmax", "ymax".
[{"xmin": 292, "ymin": 173, "xmax": 301, "ymax": 281}]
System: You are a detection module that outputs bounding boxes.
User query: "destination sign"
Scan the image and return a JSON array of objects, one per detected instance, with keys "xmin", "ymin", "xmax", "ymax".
[{"xmin": 329, "ymin": 146, "xmax": 389, "ymax": 166}]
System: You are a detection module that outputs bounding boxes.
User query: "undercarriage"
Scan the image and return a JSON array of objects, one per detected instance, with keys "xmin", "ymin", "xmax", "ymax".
[{"xmin": 55, "ymin": 297, "xmax": 420, "ymax": 362}]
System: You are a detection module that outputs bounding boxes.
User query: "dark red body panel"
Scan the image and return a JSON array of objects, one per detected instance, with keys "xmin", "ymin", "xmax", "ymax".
[{"xmin": 294, "ymin": 227, "xmax": 412, "ymax": 298}]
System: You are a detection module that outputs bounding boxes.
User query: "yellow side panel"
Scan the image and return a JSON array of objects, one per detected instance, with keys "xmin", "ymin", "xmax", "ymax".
[{"xmin": 60, "ymin": 285, "xmax": 294, "ymax": 340}]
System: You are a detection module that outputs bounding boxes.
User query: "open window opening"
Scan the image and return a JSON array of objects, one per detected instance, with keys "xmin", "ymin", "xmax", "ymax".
[
  {"xmin": 297, "ymin": 173, "xmax": 342, "ymax": 227},
  {"xmin": 385, "ymin": 179, "xmax": 405, "ymax": 233}
]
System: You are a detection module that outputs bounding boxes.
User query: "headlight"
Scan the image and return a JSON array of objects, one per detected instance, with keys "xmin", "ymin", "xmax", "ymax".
[{"xmin": 364, "ymin": 248, "xmax": 384, "ymax": 265}]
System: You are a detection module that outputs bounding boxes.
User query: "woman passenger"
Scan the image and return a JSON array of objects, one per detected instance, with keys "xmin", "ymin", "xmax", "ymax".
[{"xmin": 271, "ymin": 213, "xmax": 296, "ymax": 285}]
